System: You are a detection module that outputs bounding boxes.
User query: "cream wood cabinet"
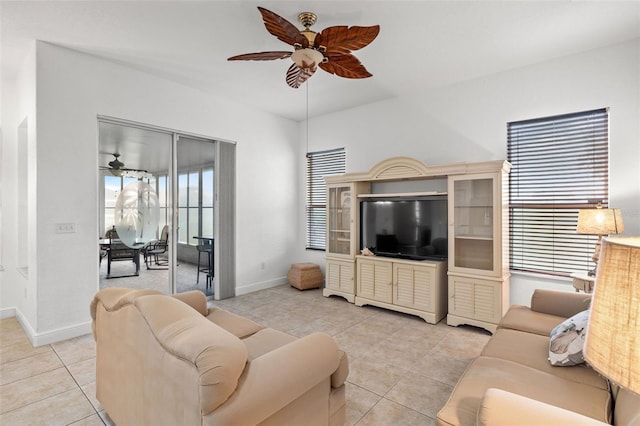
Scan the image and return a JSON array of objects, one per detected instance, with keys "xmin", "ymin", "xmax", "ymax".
[
  {"xmin": 447, "ymin": 167, "xmax": 511, "ymax": 333},
  {"xmin": 324, "ymin": 260, "xmax": 356, "ymax": 302},
  {"xmin": 355, "ymin": 257, "xmax": 393, "ymax": 303},
  {"xmin": 323, "ymin": 157, "xmax": 510, "ymax": 330},
  {"xmin": 355, "ymin": 256, "xmax": 448, "ymax": 324},
  {"xmin": 447, "ymin": 275, "xmax": 509, "ymax": 331},
  {"xmin": 323, "ymin": 181, "xmax": 370, "ymax": 302}
]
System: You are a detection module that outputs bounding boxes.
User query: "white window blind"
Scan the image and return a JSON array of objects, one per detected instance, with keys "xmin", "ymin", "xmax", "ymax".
[
  {"xmin": 508, "ymin": 108, "xmax": 609, "ymax": 276},
  {"xmin": 306, "ymin": 148, "xmax": 346, "ymax": 250}
]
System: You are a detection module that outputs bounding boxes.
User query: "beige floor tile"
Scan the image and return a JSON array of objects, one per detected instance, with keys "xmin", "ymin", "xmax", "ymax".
[
  {"xmin": 0, "ymin": 387, "xmax": 95, "ymax": 426},
  {"xmin": 347, "ymin": 355, "xmax": 406, "ymax": 396},
  {"xmin": 0, "ymin": 339, "xmax": 52, "ymax": 365},
  {"xmin": 344, "ymin": 382, "xmax": 381, "ymax": 426},
  {"xmin": 51, "ymin": 334, "xmax": 96, "ymax": 366},
  {"xmin": 432, "ymin": 326, "xmax": 491, "ymax": 361},
  {"xmin": 0, "ymin": 320, "xmax": 31, "ymax": 347},
  {"xmin": 364, "ymin": 337, "xmax": 432, "ymax": 371},
  {"xmin": 67, "ymin": 358, "xmax": 96, "ymax": 387},
  {"xmin": 81, "ymin": 381, "xmax": 102, "ymax": 411},
  {"xmin": 385, "ymin": 373, "xmax": 453, "ymax": 418},
  {"xmin": 410, "ymin": 351, "xmax": 471, "ymax": 387},
  {"xmin": 0, "ymin": 350, "xmax": 64, "ymax": 385},
  {"xmin": 0, "ymin": 367, "xmax": 78, "ymax": 414},
  {"xmin": 0, "ymin": 317, "xmax": 22, "ymax": 331},
  {"xmin": 69, "ymin": 413, "xmax": 106, "ymax": 426},
  {"xmin": 333, "ymin": 331, "xmax": 381, "ymax": 360},
  {"xmin": 356, "ymin": 398, "xmax": 435, "ymax": 426},
  {"xmin": 345, "ymin": 320, "xmax": 404, "ymax": 342},
  {"xmin": 289, "ymin": 317, "xmax": 352, "ymax": 338}
]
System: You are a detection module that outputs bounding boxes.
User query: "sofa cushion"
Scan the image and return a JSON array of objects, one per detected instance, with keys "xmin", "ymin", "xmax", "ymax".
[
  {"xmin": 530, "ymin": 289, "xmax": 591, "ymax": 318},
  {"xmin": 207, "ymin": 307, "xmax": 265, "ymax": 339},
  {"xmin": 172, "ymin": 290, "xmax": 209, "ymax": 316},
  {"xmin": 498, "ymin": 305, "xmax": 566, "ymax": 336},
  {"xmin": 437, "ymin": 356, "xmax": 612, "ymax": 426},
  {"xmin": 477, "ymin": 388, "xmax": 608, "ymax": 426},
  {"xmin": 242, "ymin": 328, "xmax": 298, "ymax": 362},
  {"xmin": 481, "ymin": 329, "xmax": 607, "ymax": 390},
  {"xmin": 549, "ymin": 309, "xmax": 589, "ymax": 366}
]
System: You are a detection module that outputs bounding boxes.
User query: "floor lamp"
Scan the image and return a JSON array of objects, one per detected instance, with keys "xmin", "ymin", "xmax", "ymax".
[
  {"xmin": 577, "ymin": 206, "xmax": 624, "ymax": 276},
  {"xmin": 584, "ymin": 236, "xmax": 640, "ymax": 396}
]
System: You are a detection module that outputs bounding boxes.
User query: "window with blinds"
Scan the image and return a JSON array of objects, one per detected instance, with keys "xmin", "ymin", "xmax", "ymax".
[
  {"xmin": 306, "ymin": 148, "xmax": 346, "ymax": 250},
  {"xmin": 508, "ymin": 108, "xmax": 609, "ymax": 276}
]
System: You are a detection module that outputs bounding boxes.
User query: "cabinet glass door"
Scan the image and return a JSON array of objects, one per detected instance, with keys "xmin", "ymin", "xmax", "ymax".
[
  {"xmin": 453, "ymin": 178, "xmax": 494, "ymax": 271},
  {"xmin": 328, "ymin": 186, "xmax": 352, "ymax": 255}
]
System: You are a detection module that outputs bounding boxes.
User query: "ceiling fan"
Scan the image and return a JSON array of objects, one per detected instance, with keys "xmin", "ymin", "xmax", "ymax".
[
  {"xmin": 100, "ymin": 153, "xmax": 149, "ymax": 178},
  {"xmin": 228, "ymin": 7, "xmax": 380, "ymax": 88}
]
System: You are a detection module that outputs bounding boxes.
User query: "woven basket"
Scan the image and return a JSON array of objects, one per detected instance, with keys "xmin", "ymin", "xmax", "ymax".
[{"xmin": 287, "ymin": 263, "xmax": 323, "ymax": 290}]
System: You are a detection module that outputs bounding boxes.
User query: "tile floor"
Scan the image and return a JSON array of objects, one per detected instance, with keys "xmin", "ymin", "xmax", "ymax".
[{"xmin": 0, "ymin": 284, "xmax": 491, "ymax": 425}]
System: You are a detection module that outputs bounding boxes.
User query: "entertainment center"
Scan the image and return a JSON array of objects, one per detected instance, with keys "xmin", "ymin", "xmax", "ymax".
[{"xmin": 323, "ymin": 157, "xmax": 511, "ymax": 333}]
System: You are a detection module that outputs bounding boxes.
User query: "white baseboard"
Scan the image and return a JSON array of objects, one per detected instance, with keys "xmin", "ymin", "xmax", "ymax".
[
  {"xmin": 3, "ymin": 306, "xmax": 92, "ymax": 347},
  {"xmin": 235, "ymin": 276, "xmax": 288, "ymax": 296},
  {"xmin": 30, "ymin": 320, "xmax": 93, "ymax": 347},
  {"xmin": 0, "ymin": 307, "xmax": 16, "ymax": 319}
]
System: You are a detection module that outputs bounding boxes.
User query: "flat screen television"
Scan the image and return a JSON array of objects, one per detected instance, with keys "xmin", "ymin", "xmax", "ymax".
[{"xmin": 360, "ymin": 196, "xmax": 448, "ymax": 261}]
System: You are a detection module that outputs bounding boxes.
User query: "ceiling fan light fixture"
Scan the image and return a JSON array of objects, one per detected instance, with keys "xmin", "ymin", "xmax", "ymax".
[
  {"xmin": 110, "ymin": 168, "xmax": 124, "ymax": 177},
  {"xmin": 291, "ymin": 48, "xmax": 324, "ymax": 69}
]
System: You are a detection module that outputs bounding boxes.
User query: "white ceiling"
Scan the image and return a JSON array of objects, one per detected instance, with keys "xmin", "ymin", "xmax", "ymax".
[{"xmin": 2, "ymin": 0, "xmax": 639, "ymax": 124}]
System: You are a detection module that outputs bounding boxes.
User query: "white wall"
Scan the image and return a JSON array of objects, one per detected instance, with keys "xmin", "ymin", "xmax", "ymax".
[
  {"xmin": 1, "ymin": 42, "xmax": 300, "ymax": 344},
  {"xmin": 298, "ymin": 39, "xmax": 640, "ymax": 306},
  {"xmin": 0, "ymin": 43, "xmax": 38, "ymax": 329}
]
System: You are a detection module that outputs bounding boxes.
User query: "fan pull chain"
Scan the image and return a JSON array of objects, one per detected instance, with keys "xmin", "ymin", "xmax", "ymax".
[{"xmin": 306, "ymin": 81, "xmax": 309, "ymax": 154}]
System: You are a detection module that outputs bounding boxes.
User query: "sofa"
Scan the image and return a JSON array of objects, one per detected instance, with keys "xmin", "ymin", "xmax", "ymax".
[
  {"xmin": 90, "ymin": 288, "xmax": 349, "ymax": 426},
  {"xmin": 437, "ymin": 289, "xmax": 640, "ymax": 425}
]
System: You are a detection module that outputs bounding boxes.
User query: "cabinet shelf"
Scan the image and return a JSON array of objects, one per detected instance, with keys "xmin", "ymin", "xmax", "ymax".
[{"xmin": 454, "ymin": 235, "xmax": 493, "ymax": 241}]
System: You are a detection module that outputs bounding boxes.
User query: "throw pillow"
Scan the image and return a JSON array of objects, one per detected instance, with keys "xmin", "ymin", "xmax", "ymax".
[{"xmin": 548, "ymin": 309, "xmax": 590, "ymax": 366}]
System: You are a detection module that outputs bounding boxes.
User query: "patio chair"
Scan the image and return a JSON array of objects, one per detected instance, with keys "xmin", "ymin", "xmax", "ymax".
[{"xmin": 141, "ymin": 225, "xmax": 169, "ymax": 270}]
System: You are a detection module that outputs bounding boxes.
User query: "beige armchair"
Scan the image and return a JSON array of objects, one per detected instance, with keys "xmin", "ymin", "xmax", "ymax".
[{"xmin": 90, "ymin": 288, "xmax": 348, "ymax": 425}]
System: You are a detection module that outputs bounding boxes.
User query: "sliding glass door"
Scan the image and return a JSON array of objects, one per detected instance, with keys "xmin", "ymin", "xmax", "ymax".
[
  {"xmin": 98, "ymin": 118, "xmax": 235, "ymax": 298},
  {"xmin": 175, "ymin": 136, "xmax": 216, "ymax": 296},
  {"xmin": 98, "ymin": 120, "xmax": 172, "ymax": 294}
]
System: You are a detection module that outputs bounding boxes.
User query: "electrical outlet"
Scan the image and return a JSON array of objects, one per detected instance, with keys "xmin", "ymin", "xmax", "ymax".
[{"xmin": 55, "ymin": 222, "xmax": 76, "ymax": 233}]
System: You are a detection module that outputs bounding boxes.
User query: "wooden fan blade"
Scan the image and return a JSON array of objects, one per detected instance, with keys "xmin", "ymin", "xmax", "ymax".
[
  {"xmin": 228, "ymin": 51, "xmax": 292, "ymax": 61},
  {"xmin": 316, "ymin": 25, "xmax": 380, "ymax": 55},
  {"xmin": 285, "ymin": 63, "xmax": 315, "ymax": 88},
  {"xmin": 319, "ymin": 53, "xmax": 372, "ymax": 79},
  {"xmin": 258, "ymin": 7, "xmax": 308, "ymax": 48}
]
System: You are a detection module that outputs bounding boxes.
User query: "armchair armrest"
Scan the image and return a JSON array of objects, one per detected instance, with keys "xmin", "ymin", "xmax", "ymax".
[
  {"xmin": 206, "ymin": 332, "xmax": 341, "ymax": 425},
  {"xmin": 477, "ymin": 388, "xmax": 607, "ymax": 426},
  {"xmin": 172, "ymin": 290, "xmax": 208, "ymax": 316},
  {"xmin": 530, "ymin": 289, "xmax": 591, "ymax": 318}
]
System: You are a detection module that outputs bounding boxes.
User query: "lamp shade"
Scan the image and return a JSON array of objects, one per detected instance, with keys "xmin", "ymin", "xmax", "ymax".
[
  {"xmin": 584, "ymin": 237, "xmax": 640, "ymax": 394},
  {"xmin": 577, "ymin": 208, "xmax": 624, "ymax": 235}
]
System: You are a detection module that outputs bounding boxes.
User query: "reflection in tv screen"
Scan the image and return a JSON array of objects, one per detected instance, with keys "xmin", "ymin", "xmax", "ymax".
[{"xmin": 360, "ymin": 196, "xmax": 448, "ymax": 261}]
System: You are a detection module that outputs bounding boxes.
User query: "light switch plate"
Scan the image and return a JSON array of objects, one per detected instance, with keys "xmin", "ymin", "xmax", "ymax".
[{"xmin": 55, "ymin": 222, "xmax": 76, "ymax": 233}]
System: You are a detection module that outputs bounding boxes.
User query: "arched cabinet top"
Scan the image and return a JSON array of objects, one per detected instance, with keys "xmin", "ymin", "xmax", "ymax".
[
  {"xmin": 368, "ymin": 157, "xmax": 432, "ymax": 180},
  {"xmin": 325, "ymin": 156, "xmax": 510, "ymax": 184}
]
